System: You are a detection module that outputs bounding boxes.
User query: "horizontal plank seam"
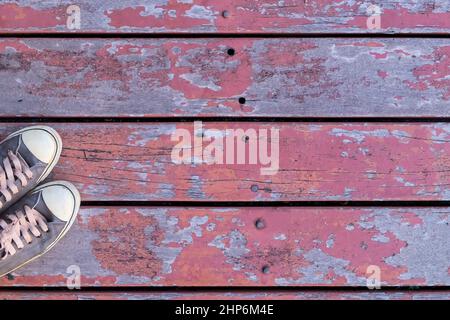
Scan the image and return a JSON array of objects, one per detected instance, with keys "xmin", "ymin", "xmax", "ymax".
[
  {"xmin": 81, "ymin": 201, "xmax": 450, "ymax": 207},
  {"xmin": 1, "ymin": 33, "xmax": 450, "ymax": 39},
  {"xmin": 0, "ymin": 286, "xmax": 449, "ymax": 292},
  {"xmin": 3, "ymin": 117, "xmax": 450, "ymax": 123}
]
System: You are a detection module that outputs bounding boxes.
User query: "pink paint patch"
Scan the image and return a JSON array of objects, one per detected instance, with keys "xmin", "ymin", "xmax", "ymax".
[
  {"xmin": 349, "ymin": 42, "xmax": 385, "ymax": 48},
  {"xmin": 347, "ymin": 7, "xmax": 450, "ymax": 31},
  {"xmin": 214, "ymin": 1, "xmax": 312, "ymax": 32},
  {"xmin": 411, "ymin": 46, "xmax": 450, "ymax": 100},
  {"xmin": 370, "ymin": 52, "xmax": 388, "ymax": 59},
  {"xmin": 400, "ymin": 214, "xmax": 423, "ymax": 227},
  {"xmin": 381, "ymin": 8, "xmax": 450, "ymax": 30},
  {"xmin": 0, "ymin": 4, "xmax": 64, "ymax": 30},
  {"xmin": 106, "ymin": 4, "xmax": 212, "ymax": 30},
  {"xmin": 163, "ymin": 40, "xmax": 253, "ymax": 110},
  {"xmin": 377, "ymin": 70, "xmax": 388, "ymax": 79}
]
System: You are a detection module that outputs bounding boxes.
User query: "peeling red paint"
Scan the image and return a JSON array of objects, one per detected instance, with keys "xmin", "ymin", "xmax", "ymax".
[
  {"xmin": 410, "ymin": 46, "xmax": 450, "ymax": 100},
  {"xmin": 0, "ymin": 4, "xmax": 65, "ymax": 30},
  {"xmin": 0, "ymin": 274, "xmax": 118, "ymax": 287},
  {"xmin": 2, "ymin": 1, "xmax": 450, "ymax": 34},
  {"xmin": 163, "ymin": 40, "xmax": 253, "ymax": 102},
  {"xmin": 1, "ymin": 207, "xmax": 447, "ymax": 287},
  {"xmin": 1, "ymin": 290, "xmax": 449, "ymax": 300},
  {"xmin": 1, "ymin": 38, "xmax": 450, "ymax": 117},
  {"xmin": 106, "ymin": 4, "xmax": 213, "ymax": 31},
  {"xmin": 88, "ymin": 209, "xmax": 164, "ymax": 279},
  {"xmin": 0, "ymin": 0, "xmax": 448, "ymax": 295},
  {"xmin": 377, "ymin": 70, "xmax": 388, "ymax": 79},
  {"xmin": 0, "ymin": 123, "xmax": 448, "ymax": 202},
  {"xmin": 399, "ymin": 212, "xmax": 424, "ymax": 227}
]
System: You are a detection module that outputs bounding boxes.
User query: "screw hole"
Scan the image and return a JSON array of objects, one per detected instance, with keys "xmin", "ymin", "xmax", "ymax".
[
  {"xmin": 250, "ymin": 184, "xmax": 259, "ymax": 192},
  {"xmin": 238, "ymin": 97, "xmax": 246, "ymax": 104},
  {"xmin": 255, "ymin": 219, "xmax": 265, "ymax": 230},
  {"xmin": 222, "ymin": 10, "xmax": 230, "ymax": 18},
  {"xmin": 262, "ymin": 265, "xmax": 270, "ymax": 274},
  {"xmin": 227, "ymin": 48, "xmax": 235, "ymax": 56}
]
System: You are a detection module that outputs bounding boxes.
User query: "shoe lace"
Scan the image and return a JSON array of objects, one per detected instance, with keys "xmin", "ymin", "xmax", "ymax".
[
  {"xmin": 0, "ymin": 205, "xmax": 48, "ymax": 259},
  {"xmin": 0, "ymin": 149, "xmax": 33, "ymax": 209}
]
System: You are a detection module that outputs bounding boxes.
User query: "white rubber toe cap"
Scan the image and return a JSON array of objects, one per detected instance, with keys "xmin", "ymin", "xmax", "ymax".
[
  {"xmin": 41, "ymin": 184, "xmax": 78, "ymax": 222},
  {"xmin": 21, "ymin": 128, "xmax": 60, "ymax": 164}
]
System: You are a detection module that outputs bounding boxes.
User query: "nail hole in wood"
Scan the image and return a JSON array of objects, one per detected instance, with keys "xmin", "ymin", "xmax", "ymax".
[
  {"xmin": 227, "ymin": 48, "xmax": 235, "ymax": 56},
  {"xmin": 238, "ymin": 97, "xmax": 246, "ymax": 104},
  {"xmin": 262, "ymin": 265, "xmax": 270, "ymax": 274},
  {"xmin": 255, "ymin": 219, "xmax": 265, "ymax": 230},
  {"xmin": 222, "ymin": 10, "xmax": 230, "ymax": 18},
  {"xmin": 250, "ymin": 184, "xmax": 259, "ymax": 192}
]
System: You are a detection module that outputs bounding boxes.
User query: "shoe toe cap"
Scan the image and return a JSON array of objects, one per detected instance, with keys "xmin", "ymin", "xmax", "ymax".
[
  {"xmin": 41, "ymin": 183, "xmax": 79, "ymax": 222},
  {"xmin": 21, "ymin": 128, "xmax": 60, "ymax": 164}
]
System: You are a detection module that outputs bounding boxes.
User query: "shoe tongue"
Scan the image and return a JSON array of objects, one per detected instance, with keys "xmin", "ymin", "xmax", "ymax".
[
  {"xmin": 32, "ymin": 191, "xmax": 58, "ymax": 222},
  {"xmin": 0, "ymin": 136, "xmax": 18, "ymax": 161},
  {"xmin": 17, "ymin": 136, "xmax": 41, "ymax": 167}
]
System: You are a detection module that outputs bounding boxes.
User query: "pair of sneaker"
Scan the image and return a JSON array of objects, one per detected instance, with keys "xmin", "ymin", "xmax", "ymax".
[{"xmin": 0, "ymin": 126, "xmax": 80, "ymax": 278}]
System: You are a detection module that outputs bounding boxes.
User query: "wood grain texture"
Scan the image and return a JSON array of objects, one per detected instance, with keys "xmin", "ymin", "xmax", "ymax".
[
  {"xmin": 1, "ymin": 290, "xmax": 449, "ymax": 300},
  {"xmin": 1, "ymin": 1, "xmax": 450, "ymax": 34},
  {"xmin": 1, "ymin": 206, "xmax": 448, "ymax": 287},
  {"xmin": 0, "ymin": 122, "xmax": 447, "ymax": 201},
  {"xmin": 1, "ymin": 38, "xmax": 450, "ymax": 118}
]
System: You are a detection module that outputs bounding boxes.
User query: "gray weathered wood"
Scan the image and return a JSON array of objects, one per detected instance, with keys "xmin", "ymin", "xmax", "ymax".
[
  {"xmin": 1, "ymin": 1, "xmax": 450, "ymax": 34},
  {"xmin": 1, "ymin": 39, "xmax": 450, "ymax": 117}
]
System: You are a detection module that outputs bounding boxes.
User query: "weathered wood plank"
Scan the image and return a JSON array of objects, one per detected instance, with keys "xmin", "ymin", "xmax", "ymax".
[
  {"xmin": 1, "ymin": 1, "xmax": 450, "ymax": 34},
  {"xmin": 1, "ymin": 290, "xmax": 449, "ymax": 300},
  {"xmin": 1, "ymin": 207, "xmax": 448, "ymax": 287},
  {"xmin": 1, "ymin": 122, "xmax": 448, "ymax": 201},
  {"xmin": 1, "ymin": 38, "xmax": 450, "ymax": 118}
]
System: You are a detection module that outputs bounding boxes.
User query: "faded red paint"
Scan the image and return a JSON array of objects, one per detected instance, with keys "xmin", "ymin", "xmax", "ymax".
[
  {"xmin": 410, "ymin": 46, "xmax": 450, "ymax": 100},
  {"xmin": 377, "ymin": 70, "xmax": 388, "ymax": 79},
  {"xmin": 0, "ymin": 4, "xmax": 65, "ymax": 30},
  {"xmin": 1, "ymin": 207, "xmax": 448, "ymax": 287},
  {"xmin": 0, "ymin": 123, "xmax": 448, "ymax": 202},
  {"xmin": 0, "ymin": 0, "xmax": 448, "ymax": 297},
  {"xmin": 107, "ymin": 3, "xmax": 212, "ymax": 31},
  {"xmin": 213, "ymin": 0, "xmax": 312, "ymax": 32},
  {"xmin": 162, "ymin": 40, "xmax": 254, "ymax": 113},
  {"xmin": 1, "ymin": 290, "xmax": 449, "ymax": 300},
  {"xmin": 2, "ymin": 1, "xmax": 450, "ymax": 33},
  {"xmin": 89, "ymin": 209, "xmax": 164, "ymax": 279},
  {"xmin": 399, "ymin": 212, "xmax": 424, "ymax": 227},
  {"xmin": 350, "ymin": 7, "xmax": 450, "ymax": 31},
  {"xmin": 0, "ymin": 274, "xmax": 118, "ymax": 287},
  {"xmin": 2, "ymin": 38, "xmax": 450, "ymax": 117}
]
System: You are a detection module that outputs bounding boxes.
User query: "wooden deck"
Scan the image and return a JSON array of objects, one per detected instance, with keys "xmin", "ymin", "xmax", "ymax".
[
  {"xmin": 0, "ymin": 1, "xmax": 449, "ymax": 300},
  {"xmin": 1, "ymin": 0, "xmax": 450, "ymax": 34}
]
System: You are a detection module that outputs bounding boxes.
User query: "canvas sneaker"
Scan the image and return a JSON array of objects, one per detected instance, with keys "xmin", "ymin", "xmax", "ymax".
[
  {"xmin": 0, "ymin": 181, "xmax": 80, "ymax": 278},
  {"xmin": 0, "ymin": 126, "xmax": 62, "ymax": 214}
]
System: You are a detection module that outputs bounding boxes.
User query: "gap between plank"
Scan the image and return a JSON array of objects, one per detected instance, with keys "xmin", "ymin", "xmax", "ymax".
[
  {"xmin": 80, "ymin": 200, "xmax": 450, "ymax": 207},
  {"xmin": 1, "ymin": 33, "xmax": 450, "ymax": 39},
  {"xmin": 3, "ymin": 117, "xmax": 450, "ymax": 123},
  {"xmin": 0, "ymin": 286, "xmax": 448, "ymax": 292}
]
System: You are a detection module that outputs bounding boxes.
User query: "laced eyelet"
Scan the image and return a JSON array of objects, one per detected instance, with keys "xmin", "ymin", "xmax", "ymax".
[
  {"xmin": 0, "ymin": 206, "xmax": 48, "ymax": 259},
  {"xmin": 0, "ymin": 150, "xmax": 33, "ymax": 208}
]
